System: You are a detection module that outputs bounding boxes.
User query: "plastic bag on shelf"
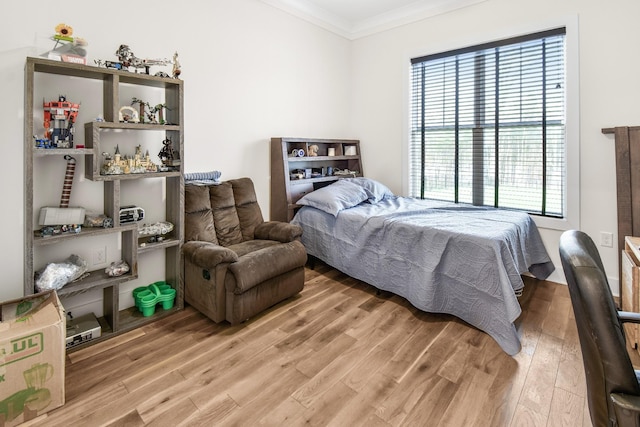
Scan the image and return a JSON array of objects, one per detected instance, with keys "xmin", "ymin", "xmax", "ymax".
[
  {"xmin": 35, "ymin": 254, "xmax": 88, "ymax": 292},
  {"xmin": 105, "ymin": 260, "xmax": 130, "ymax": 277}
]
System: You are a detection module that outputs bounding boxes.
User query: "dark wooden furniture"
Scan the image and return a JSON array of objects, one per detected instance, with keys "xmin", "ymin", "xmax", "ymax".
[
  {"xmin": 270, "ymin": 137, "xmax": 363, "ymax": 222},
  {"xmin": 622, "ymin": 236, "xmax": 640, "ymax": 351},
  {"xmin": 603, "ymin": 126, "xmax": 640, "ymax": 351},
  {"xmin": 602, "ymin": 126, "xmax": 640, "ymax": 272},
  {"xmin": 24, "ymin": 57, "xmax": 184, "ymax": 350}
]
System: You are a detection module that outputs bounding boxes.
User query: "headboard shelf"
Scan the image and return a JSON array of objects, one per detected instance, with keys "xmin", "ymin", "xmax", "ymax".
[
  {"xmin": 288, "ymin": 155, "xmax": 358, "ymax": 162},
  {"xmin": 270, "ymin": 137, "xmax": 363, "ymax": 222}
]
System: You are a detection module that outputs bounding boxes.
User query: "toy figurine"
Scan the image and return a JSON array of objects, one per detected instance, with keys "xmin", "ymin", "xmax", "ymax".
[
  {"xmin": 115, "ymin": 44, "xmax": 135, "ymax": 68},
  {"xmin": 151, "ymin": 103, "xmax": 169, "ymax": 124},
  {"xmin": 308, "ymin": 144, "xmax": 319, "ymax": 156},
  {"xmin": 158, "ymin": 138, "xmax": 180, "ymax": 168},
  {"xmin": 118, "ymin": 106, "xmax": 139, "ymax": 123},
  {"xmin": 131, "ymin": 97, "xmax": 150, "ymax": 123},
  {"xmin": 172, "ymin": 52, "xmax": 181, "ymax": 79},
  {"xmin": 43, "ymin": 95, "xmax": 80, "ymax": 148}
]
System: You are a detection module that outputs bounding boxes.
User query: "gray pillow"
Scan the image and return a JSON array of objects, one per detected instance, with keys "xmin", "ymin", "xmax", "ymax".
[
  {"xmin": 296, "ymin": 180, "xmax": 369, "ymax": 216},
  {"xmin": 345, "ymin": 177, "xmax": 394, "ymax": 203}
]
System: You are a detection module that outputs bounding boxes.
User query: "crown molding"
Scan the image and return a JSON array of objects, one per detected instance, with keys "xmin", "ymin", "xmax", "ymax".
[
  {"xmin": 261, "ymin": 0, "xmax": 487, "ymax": 40},
  {"xmin": 261, "ymin": 0, "xmax": 353, "ymax": 39}
]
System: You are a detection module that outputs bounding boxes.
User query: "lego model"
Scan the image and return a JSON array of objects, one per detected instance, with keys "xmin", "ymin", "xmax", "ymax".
[
  {"xmin": 114, "ymin": 44, "xmax": 170, "ymax": 74},
  {"xmin": 38, "ymin": 155, "xmax": 85, "ymax": 235},
  {"xmin": 151, "ymin": 103, "xmax": 169, "ymax": 124},
  {"xmin": 130, "ymin": 98, "xmax": 169, "ymax": 124},
  {"xmin": 43, "ymin": 95, "xmax": 80, "ymax": 148},
  {"xmin": 101, "ymin": 145, "xmax": 159, "ymax": 175},
  {"xmin": 83, "ymin": 213, "xmax": 114, "ymax": 228},
  {"xmin": 118, "ymin": 106, "xmax": 139, "ymax": 123},
  {"xmin": 94, "ymin": 45, "xmax": 180, "ymax": 78},
  {"xmin": 158, "ymin": 138, "xmax": 180, "ymax": 169}
]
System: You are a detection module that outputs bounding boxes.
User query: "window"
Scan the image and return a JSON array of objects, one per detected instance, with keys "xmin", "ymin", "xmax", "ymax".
[{"xmin": 409, "ymin": 28, "xmax": 566, "ymax": 218}]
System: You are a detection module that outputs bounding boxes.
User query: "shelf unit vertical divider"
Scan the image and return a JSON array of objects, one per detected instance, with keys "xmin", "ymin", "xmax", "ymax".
[
  {"xmin": 104, "ymin": 74, "xmax": 118, "ymax": 122},
  {"xmin": 104, "ymin": 180, "xmax": 120, "ymax": 227},
  {"xmin": 103, "ymin": 285, "xmax": 118, "ymax": 333},
  {"xmin": 24, "ymin": 59, "xmax": 35, "ymax": 295},
  {"xmin": 121, "ymin": 226, "xmax": 138, "ymax": 282},
  {"xmin": 164, "ymin": 78, "xmax": 184, "ymax": 308},
  {"xmin": 165, "ymin": 174, "xmax": 184, "ymax": 309}
]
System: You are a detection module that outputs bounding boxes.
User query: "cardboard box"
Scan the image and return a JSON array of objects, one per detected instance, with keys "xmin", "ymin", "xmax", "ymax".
[{"xmin": 0, "ymin": 291, "xmax": 66, "ymax": 426}]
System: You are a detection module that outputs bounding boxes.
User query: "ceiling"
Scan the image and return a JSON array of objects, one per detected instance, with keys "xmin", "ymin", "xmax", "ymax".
[{"xmin": 260, "ymin": 0, "xmax": 486, "ymax": 39}]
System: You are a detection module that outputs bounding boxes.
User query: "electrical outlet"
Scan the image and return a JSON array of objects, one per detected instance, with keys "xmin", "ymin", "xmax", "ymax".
[
  {"xmin": 92, "ymin": 246, "xmax": 106, "ymax": 266},
  {"xmin": 600, "ymin": 232, "xmax": 613, "ymax": 248}
]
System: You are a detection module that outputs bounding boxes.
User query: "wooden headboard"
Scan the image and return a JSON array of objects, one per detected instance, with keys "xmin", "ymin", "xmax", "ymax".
[
  {"xmin": 270, "ymin": 137, "xmax": 363, "ymax": 222},
  {"xmin": 602, "ymin": 126, "xmax": 640, "ymax": 278}
]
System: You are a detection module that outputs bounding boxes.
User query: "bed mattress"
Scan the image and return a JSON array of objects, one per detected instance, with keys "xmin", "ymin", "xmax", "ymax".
[{"xmin": 292, "ymin": 196, "xmax": 554, "ymax": 355}]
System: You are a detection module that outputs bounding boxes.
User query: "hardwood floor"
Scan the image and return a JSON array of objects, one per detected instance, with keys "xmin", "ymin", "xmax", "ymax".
[{"xmin": 26, "ymin": 262, "xmax": 599, "ymax": 427}]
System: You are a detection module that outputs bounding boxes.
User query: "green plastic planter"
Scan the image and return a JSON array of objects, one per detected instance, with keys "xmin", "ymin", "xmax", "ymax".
[{"xmin": 131, "ymin": 282, "xmax": 176, "ymax": 316}]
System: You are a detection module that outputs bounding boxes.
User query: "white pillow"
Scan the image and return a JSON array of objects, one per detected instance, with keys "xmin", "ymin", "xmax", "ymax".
[
  {"xmin": 296, "ymin": 180, "xmax": 369, "ymax": 216},
  {"xmin": 345, "ymin": 177, "xmax": 394, "ymax": 203}
]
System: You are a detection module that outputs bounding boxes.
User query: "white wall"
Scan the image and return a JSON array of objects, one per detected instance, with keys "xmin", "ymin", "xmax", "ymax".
[
  {"xmin": 350, "ymin": 0, "xmax": 640, "ymax": 290},
  {"xmin": 0, "ymin": 0, "xmax": 352, "ymax": 303},
  {"xmin": 1, "ymin": 0, "xmax": 634, "ymax": 305}
]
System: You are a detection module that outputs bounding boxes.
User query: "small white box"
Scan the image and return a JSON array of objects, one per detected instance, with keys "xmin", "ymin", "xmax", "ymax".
[
  {"xmin": 66, "ymin": 313, "xmax": 101, "ymax": 349},
  {"xmin": 38, "ymin": 207, "xmax": 85, "ymax": 226}
]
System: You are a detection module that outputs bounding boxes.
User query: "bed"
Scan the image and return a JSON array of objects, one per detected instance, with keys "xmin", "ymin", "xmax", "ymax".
[{"xmin": 290, "ymin": 177, "xmax": 555, "ymax": 355}]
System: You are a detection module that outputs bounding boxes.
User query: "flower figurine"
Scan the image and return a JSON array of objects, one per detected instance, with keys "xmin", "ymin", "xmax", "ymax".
[
  {"xmin": 55, "ymin": 23, "xmax": 74, "ymax": 40},
  {"xmin": 44, "ymin": 23, "xmax": 88, "ymax": 64}
]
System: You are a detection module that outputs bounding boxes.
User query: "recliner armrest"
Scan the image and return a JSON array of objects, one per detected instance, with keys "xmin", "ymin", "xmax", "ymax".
[
  {"xmin": 254, "ymin": 221, "xmax": 303, "ymax": 243},
  {"xmin": 619, "ymin": 311, "xmax": 640, "ymax": 324},
  {"xmin": 182, "ymin": 241, "xmax": 238, "ymax": 269},
  {"xmin": 611, "ymin": 393, "xmax": 640, "ymax": 423}
]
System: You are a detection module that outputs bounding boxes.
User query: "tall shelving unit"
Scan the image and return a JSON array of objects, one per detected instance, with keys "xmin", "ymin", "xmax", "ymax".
[
  {"xmin": 603, "ymin": 125, "xmax": 640, "ymax": 355},
  {"xmin": 270, "ymin": 137, "xmax": 362, "ymax": 222},
  {"xmin": 24, "ymin": 57, "xmax": 184, "ymax": 349}
]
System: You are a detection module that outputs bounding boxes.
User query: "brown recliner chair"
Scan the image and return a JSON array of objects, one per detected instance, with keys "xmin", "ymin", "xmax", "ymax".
[
  {"xmin": 182, "ymin": 177, "xmax": 307, "ymax": 324},
  {"xmin": 559, "ymin": 230, "xmax": 640, "ymax": 427}
]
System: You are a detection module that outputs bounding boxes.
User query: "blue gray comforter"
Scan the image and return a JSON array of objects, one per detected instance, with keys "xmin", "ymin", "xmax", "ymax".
[{"xmin": 291, "ymin": 196, "xmax": 554, "ymax": 355}]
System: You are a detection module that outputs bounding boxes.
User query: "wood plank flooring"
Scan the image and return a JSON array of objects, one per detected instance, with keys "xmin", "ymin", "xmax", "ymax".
[{"xmin": 25, "ymin": 262, "xmax": 601, "ymax": 427}]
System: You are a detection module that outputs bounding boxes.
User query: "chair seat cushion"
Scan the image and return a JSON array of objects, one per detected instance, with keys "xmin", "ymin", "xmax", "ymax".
[
  {"xmin": 227, "ymin": 240, "xmax": 307, "ymax": 294},
  {"xmin": 227, "ymin": 239, "xmax": 280, "ymax": 258}
]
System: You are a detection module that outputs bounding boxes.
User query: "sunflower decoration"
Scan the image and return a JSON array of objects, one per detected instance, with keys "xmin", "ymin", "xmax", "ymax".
[
  {"xmin": 54, "ymin": 23, "xmax": 74, "ymax": 42},
  {"xmin": 44, "ymin": 23, "xmax": 88, "ymax": 63},
  {"xmin": 52, "ymin": 23, "xmax": 87, "ymax": 47}
]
